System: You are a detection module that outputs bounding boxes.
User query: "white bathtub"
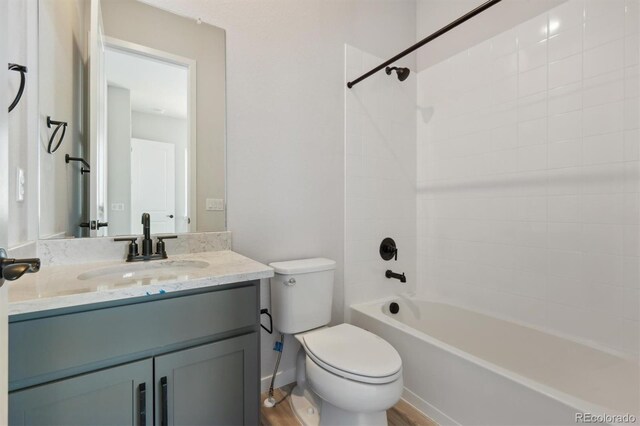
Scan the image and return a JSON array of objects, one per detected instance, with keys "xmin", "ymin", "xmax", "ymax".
[{"xmin": 351, "ymin": 297, "xmax": 639, "ymax": 426}]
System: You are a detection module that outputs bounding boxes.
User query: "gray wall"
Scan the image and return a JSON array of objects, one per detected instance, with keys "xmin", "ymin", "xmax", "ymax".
[
  {"xmin": 106, "ymin": 86, "xmax": 131, "ymax": 236},
  {"xmin": 101, "ymin": 0, "xmax": 226, "ymax": 232}
]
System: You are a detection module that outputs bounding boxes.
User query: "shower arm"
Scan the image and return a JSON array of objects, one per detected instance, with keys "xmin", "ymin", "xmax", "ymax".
[{"xmin": 346, "ymin": 0, "xmax": 503, "ymax": 89}]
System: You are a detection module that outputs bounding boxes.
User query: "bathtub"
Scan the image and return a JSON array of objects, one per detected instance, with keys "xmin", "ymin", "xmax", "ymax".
[{"xmin": 351, "ymin": 297, "xmax": 639, "ymax": 426}]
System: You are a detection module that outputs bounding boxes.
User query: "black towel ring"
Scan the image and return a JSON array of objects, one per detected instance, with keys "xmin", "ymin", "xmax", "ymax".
[
  {"xmin": 46, "ymin": 116, "xmax": 68, "ymax": 154},
  {"xmin": 8, "ymin": 63, "xmax": 28, "ymax": 113}
]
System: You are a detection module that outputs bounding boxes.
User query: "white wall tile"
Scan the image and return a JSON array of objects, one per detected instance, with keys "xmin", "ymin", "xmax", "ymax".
[
  {"xmin": 580, "ymin": 223, "xmax": 624, "ymax": 254},
  {"xmin": 626, "ymin": 0, "xmax": 639, "ymax": 35},
  {"xmin": 519, "ymin": 66, "xmax": 548, "ymax": 97},
  {"xmin": 548, "ymin": 195, "xmax": 580, "ymax": 222},
  {"xmin": 549, "ymin": 54, "xmax": 583, "ymax": 89},
  {"xmin": 583, "ymin": 100, "xmax": 624, "ymax": 136},
  {"xmin": 583, "ymin": 7, "xmax": 625, "ymax": 50},
  {"xmin": 517, "ymin": 144, "xmax": 548, "ymax": 171},
  {"xmin": 518, "ymin": 118, "xmax": 547, "ymax": 146},
  {"xmin": 346, "ymin": 45, "xmax": 416, "ymax": 318},
  {"xmin": 518, "ymin": 14, "xmax": 549, "ymax": 47},
  {"xmin": 624, "ymin": 97, "xmax": 639, "ymax": 129},
  {"xmin": 548, "ymin": 82, "xmax": 583, "ymax": 115},
  {"xmin": 583, "ymin": 132, "xmax": 624, "ymax": 164},
  {"xmin": 585, "ymin": 0, "xmax": 626, "ymax": 21},
  {"xmin": 624, "ymin": 34, "xmax": 640, "ymax": 67},
  {"xmin": 549, "ymin": 139, "xmax": 581, "ymax": 169},
  {"xmin": 548, "ymin": 222, "xmax": 583, "ymax": 251},
  {"xmin": 583, "ymin": 70, "xmax": 625, "ymax": 108},
  {"xmin": 519, "ymin": 40, "xmax": 548, "ymax": 72},
  {"xmin": 549, "ymin": 26, "xmax": 583, "ymax": 62},
  {"xmin": 417, "ymin": 0, "xmax": 638, "ymax": 356},
  {"xmin": 548, "ymin": 0, "xmax": 585, "ymax": 36},
  {"xmin": 518, "ymin": 92, "xmax": 548, "ymax": 122},
  {"xmin": 549, "ymin": 110, "xmax": 582, "ymax": 142},
  {"xmin": 584, "ymin": 39, "xmax": 625, "ymax": 79},
  {"xmin": 625, "ymin": 65, "xmax": 640, "ymax": 98}
]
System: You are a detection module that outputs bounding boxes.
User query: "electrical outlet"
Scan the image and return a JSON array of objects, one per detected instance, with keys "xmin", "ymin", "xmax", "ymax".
[
  {"xmin": 206, "ymin": 198, "xmax": 224, "ymax": 211},
  {"xmin": 16, "ymin": 168, "xmax": 25, "ymax": 202},
  {"xmin": 111, "ymin": 203, "xmax": 125, "ymax": 211}
]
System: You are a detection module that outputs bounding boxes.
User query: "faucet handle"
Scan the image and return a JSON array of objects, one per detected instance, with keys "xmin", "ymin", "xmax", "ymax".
[
  {"xmin": 155, "ymin": 235, "xmax": 177, "ymax": 258},
  {"xmin": 114, "ymin": 237, "xmax": 139, "ymax": 261}
]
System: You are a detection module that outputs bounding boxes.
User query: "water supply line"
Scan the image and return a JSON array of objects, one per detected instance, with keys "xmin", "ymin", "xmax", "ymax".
[{"xmin": 263, "ymin": 333, "xmax": 285, "ymax": 408}]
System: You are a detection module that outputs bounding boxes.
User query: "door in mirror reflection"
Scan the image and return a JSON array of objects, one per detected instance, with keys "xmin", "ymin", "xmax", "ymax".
[
  {"xmin": 131, "ymin": 138, "xmax": 176, "ymax": 234},
  {"xmin": 103, "ymin": 43, "xmax": 192, "ymax": 236}
]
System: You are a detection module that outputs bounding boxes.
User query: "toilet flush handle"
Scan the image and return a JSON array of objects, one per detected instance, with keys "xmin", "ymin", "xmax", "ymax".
[{"xmin": 284, "ymin": 277, "xmax": 296, "ymax": 286}]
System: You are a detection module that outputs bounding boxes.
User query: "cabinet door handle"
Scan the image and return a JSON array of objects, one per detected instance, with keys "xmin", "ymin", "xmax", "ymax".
[
  {"xmin": 160, "ymin": 376, "xmax": 168, "ymax": 426},
  {"xmin": 138, "ymin": 383, "xmax": 146, "ymax": 426}
]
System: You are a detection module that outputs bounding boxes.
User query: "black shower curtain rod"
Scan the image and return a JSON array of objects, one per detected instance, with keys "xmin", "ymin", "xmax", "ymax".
[{"xmin": 346, "ymin": 0, "xmax": 503, "ymax": 89}]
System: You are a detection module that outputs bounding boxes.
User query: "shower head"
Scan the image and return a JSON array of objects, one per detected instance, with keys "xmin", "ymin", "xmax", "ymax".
[{"xmin": 385, "ymin": 66, "xmax": 410, "ymax": 82}]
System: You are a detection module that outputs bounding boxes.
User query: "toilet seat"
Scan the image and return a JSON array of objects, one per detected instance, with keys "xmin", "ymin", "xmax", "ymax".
[{"xmin": 301, "ymin": 324, "xmax": 402, "ymax": 384}]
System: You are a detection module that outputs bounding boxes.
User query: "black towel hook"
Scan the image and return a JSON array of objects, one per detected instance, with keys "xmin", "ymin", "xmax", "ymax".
[
  {"xmin": 8, "ymin": 63, "xmax": 27, "ymax": 113},
  {"xmin": 46, "ymin": 116, "xmax": 68, "ymax": 154},
  {"xmin": 65, "ymin": 154, "xmax": 90, "ymax": 174}
]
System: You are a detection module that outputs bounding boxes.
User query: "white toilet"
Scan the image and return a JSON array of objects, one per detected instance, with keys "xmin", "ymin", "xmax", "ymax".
[{"xmin": 269, "ymin": 258, "xmax": 403, "ymax": 426}]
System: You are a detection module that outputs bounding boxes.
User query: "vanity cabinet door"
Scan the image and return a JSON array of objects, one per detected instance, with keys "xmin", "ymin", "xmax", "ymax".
[
  {"xmin": 154, "ymin": 333, "xmax": 259, "ymax": 426},
  {"xmin": 9, "ymin": 359, "xmax": 153, "ymax": 426}
]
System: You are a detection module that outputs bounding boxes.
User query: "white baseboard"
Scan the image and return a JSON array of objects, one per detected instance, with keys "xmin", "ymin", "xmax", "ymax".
[
  {"xmin": 402, "ymin": 387, "xmax": 459, "ymax": 426},
  {"xmin": 260, "ymin": 367, "xmax": 296, "ymax": 394}
]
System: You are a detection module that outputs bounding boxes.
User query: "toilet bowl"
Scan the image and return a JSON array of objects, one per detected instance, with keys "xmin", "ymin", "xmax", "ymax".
[
  {"xmin": 291, "ymin": 324, "xmax": 403, "ymax": 426},
  {"xmin": 269, "ymin": 258, "xmax": 403, "ymax": 425}
]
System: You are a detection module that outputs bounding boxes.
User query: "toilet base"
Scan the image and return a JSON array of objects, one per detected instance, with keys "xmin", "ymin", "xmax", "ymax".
[
  {"xmin": 289, "ymin": 385, "xmax": 388, "ymax": 426},
  {"xmin": 290, "ymin": 385, "xmax": 320, "ymax": 426},
  {"xmin": 318, "ymin": 401, "xmax": 388, "ymax": 426}
]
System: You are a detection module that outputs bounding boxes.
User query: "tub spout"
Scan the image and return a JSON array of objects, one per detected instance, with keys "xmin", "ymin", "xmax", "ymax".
[{"xmin": 385, "ymin": 270, "xmax": 406, "ymax": 283}]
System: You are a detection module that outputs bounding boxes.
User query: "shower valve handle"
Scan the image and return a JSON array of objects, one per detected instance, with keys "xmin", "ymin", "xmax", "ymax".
[{"xmin": 380, "ymin": 238, "xmax": 398, "ymax": 261}]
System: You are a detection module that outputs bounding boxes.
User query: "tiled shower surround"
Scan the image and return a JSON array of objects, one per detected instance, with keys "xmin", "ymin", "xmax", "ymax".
[
  {"xmin": 417, "ymin": 0, "xmax": 639, "ymax": 355},
  {"xmin": 345, "ymin": 45, "xmax": 417, "ymax": 316}
]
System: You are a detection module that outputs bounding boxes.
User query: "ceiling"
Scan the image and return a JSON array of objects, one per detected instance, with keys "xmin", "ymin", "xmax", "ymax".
[{"xmin": 105, "ymin": 48, "xmax": 189, "ymax": 119}]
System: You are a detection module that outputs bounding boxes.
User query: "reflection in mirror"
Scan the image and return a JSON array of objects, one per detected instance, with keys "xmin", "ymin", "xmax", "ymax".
[
  {"xmin": 38, "ymin": 0, "xmax": 226, "ymax": 239},
  {"xmin": 104, "ymin": 42, "xmax": 193, "ymax": 236}
]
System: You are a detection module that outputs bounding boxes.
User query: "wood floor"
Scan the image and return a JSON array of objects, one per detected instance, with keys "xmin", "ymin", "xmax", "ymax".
[{"xmin": 260, "ymin": 386, "xmax": 437, "ymax": 426}]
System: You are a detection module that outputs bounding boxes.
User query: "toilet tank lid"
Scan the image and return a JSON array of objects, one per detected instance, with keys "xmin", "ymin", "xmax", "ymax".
[{"xmin": 269, "ymin": 258, "xmax": 336, "ymax": 274}]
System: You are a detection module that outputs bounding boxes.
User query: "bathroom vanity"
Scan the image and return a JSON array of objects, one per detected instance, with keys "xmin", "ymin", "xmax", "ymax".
[{"xmin": 7, "ymin": 249, "xmax": 273, "ymax": 426}]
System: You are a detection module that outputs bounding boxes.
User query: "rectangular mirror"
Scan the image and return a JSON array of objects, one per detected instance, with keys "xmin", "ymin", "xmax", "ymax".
[{"xmin": 38, "ymin": 0, "xmax": 226, "ymax": 239}]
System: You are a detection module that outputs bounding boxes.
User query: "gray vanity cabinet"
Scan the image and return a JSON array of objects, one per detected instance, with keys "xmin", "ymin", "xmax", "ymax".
[
  {"xmin": 9, "ymin": 359, "xmax": 153, "ymax": 426},
  {"xmin": 8, "ymin": 282, "xmax": 260, "ymax": 426},
  {"xmin": 155, "ymin": 333, "xmax": 258, "ymax": 426}
]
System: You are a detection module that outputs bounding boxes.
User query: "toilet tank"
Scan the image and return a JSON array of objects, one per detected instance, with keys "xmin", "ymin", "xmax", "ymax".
[{"xmin": 269, "ymin": 258, "xmax": 336, "ymax": 334}]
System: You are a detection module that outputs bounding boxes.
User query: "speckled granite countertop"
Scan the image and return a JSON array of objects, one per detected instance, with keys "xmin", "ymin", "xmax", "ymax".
[{"xmin": 8, "ymin": 250, "xmax": 273, "ymax": 316}]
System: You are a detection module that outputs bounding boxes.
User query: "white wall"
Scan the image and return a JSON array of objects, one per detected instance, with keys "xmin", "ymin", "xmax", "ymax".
[
  {"xmin": 142, "ymin": 0, "xmax": 417, "ymax": 390},
  {"xmin": 344, "ymin": 45, "xmax": 417, "ymax": 319},
  {"xmin": 417, "ymin": 0, "xmax": 639, "ymax": 355},
  {"xmin": 7, "ymin": 0, "xmax": 38, "ymax": 249}
]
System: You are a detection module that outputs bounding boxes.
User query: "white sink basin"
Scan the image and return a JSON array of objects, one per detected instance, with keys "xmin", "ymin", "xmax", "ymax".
[{"xmin": 77, "ymin": 260, "xmax": 210, "ymax": 285}]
